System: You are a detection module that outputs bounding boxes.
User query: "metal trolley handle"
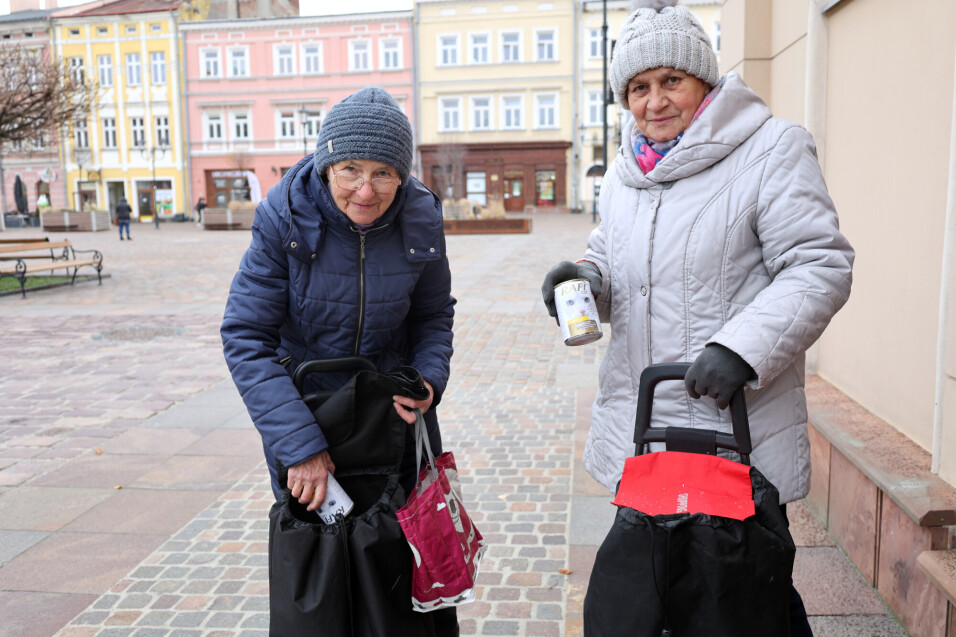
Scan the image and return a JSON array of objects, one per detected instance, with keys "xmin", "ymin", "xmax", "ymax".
[
  {"xmin": 634, "ymin": 363, "xmax": 753, "ymax": 465},
  {"xmin": 292, "ymin": 356, "xmax": 377, "ymax": 407}
]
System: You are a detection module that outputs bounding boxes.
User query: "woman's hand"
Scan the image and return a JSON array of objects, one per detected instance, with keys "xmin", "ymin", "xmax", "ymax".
[
  {"xmin": 287, "ymin": 450, "xmax": 335, "ymax": 512},
  {"xmin": 393, "ymin": 380, "xmax": 434, "ymax": 424}
]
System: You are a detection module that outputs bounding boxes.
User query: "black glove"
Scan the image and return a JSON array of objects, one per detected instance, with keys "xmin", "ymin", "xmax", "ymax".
[
  {"xmin": 541, "ymin": 261, "xmax": 603, "ymax": 321},
  {"xmin": 684, "ymin": 344, "xmax": 755, "ymax": 409}
]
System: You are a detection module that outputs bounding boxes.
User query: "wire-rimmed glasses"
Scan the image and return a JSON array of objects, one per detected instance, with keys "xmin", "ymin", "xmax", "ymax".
[{"xmin": 329, "ymin": 168, "xmax": 402, "ymax": 194}]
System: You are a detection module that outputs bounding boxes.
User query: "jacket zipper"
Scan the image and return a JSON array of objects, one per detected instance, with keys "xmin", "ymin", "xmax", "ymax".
[{"xmin": 352, "ymin": 223, "xmax": 389, "ymax": 356}]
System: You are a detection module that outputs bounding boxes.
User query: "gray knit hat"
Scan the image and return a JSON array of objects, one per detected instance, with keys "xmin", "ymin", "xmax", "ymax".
[
  {"xmin": 609, "ymin": 0, "xmax": 720, "ymax": 111},
  {"xmin": 313, "ymin": 87, "xmax": 414, "ymax": 183}
]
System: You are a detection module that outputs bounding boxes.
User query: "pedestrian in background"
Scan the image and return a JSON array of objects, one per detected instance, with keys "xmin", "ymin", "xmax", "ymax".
[
  {"xmin": 194, "ymin": 196, "xmax": 206, "ymax": 226},
  {"xmin": 540, "ymin": 0, "xmax": 854, "ymax": 634},
  {"xmin": 221, "ymin": 87, "xmax": 458, "ymax": 635},
  {"xmin": 115, "ymin": 197, "xmax": 132, "ymax": 240}
]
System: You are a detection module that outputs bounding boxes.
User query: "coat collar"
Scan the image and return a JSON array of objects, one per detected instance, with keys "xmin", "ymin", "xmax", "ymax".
[{"xmin": 614, "ymin": 72, "xmax": 773, "ymax": 188}]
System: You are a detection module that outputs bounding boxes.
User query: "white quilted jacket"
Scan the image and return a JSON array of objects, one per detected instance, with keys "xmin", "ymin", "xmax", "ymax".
[{"xmin": 582, "ymin": 73, "xmax": 854, "ymax": 504}]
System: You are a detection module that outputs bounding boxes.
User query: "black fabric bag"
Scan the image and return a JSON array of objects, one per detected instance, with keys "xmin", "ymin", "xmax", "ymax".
[
  {"xmin": 268, "ymin": 359, "xmax": 444, "ymax": 637},
  {"xmin": 583, "ymin": 364, "xmax": 796, "ymax": 637}
]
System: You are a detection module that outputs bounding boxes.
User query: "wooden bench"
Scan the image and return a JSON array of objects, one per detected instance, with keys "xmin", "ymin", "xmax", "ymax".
[
  {"xmin": 203, "ymin": 222, "xmax": 242, "ymax": 230},
  {"xmin": 0, "ymin": 239, "xmax": 103, "ymax": 298},
  {"xmin": 0, "ymin": 237, "xmax": 49, "ymax": 244},
  {"xmin": 42, "ymin": 224, "xmax": 79, "ymax": 232}
]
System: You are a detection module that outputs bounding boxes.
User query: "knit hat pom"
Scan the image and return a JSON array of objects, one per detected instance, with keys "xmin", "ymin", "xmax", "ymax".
[{"xmin": 631, "ymin": 0, "xmax": 677, "ymax": 10}]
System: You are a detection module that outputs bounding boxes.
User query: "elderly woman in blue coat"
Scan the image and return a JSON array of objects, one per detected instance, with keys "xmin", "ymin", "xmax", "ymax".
[{"xmin": 221, "ymin": 88, "xmax": 455, "ymax": 525}]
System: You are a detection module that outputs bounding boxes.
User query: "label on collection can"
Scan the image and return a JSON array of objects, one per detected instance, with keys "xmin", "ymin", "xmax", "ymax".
[{"xmin": 554, "ymin": 278, "xmax": 603, "ymax": 346}]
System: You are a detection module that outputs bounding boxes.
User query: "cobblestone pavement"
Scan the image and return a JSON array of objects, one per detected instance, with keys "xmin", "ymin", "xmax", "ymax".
[{"xmin": 0, "ymin": 215, "xmax": 907, "ymax": 636}]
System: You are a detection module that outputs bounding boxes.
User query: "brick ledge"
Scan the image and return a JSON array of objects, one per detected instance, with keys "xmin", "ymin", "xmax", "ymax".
[{"xmin": 807, "ymin": 374, "xmax": 956, "ymax": 526}]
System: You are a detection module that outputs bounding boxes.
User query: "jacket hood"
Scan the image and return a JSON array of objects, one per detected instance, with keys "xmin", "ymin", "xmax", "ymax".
[
  {"xmin": 614, "ymin": 72, "xmax": 773, "ymax": 187},
  {"xmin": 263, "ymin": 155, "xmax": 443, "ymax": 266}
]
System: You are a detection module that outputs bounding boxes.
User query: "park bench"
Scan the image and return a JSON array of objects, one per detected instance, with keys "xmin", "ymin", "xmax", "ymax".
[{"xmin": 0, "ymin": 238, "xmax": 103, "ymax": 298}]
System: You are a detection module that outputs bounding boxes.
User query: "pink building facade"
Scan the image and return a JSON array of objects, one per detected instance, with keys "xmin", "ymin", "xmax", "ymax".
[
  {"xmin": 0, "ymin": 9, "xmax": 65, "ymax": 224},
  {"xmin": 180, "ymin": 10, "xmax": 415, "ymax": 210}
]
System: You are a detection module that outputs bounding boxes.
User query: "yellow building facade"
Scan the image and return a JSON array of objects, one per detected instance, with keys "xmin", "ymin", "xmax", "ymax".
[
  {"xmin": 415, "ymin": 0, "xmax": 578, "ymax": 212},
  {"xmin": 53, "ymin": 3, "xmax": 190, "ymax": 221}
]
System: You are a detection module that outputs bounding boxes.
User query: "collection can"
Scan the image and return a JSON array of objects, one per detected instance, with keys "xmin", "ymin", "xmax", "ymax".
[{"xmin": 554, "ymin": 278, "xmax": 603, "ymax": 346}]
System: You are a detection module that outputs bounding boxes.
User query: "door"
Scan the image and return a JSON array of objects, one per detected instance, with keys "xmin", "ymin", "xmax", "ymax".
[
  {"xmin": 138, "ymin": 188, "xmax": 154, "ymax": 221},
  {"xmin": 503, "ymin": 171, "xmax": 524, "ymax": 213}
]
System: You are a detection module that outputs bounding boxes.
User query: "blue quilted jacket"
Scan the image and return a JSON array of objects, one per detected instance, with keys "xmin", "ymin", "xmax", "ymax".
[{"xmin": 221, "ymin": 156, "xmax": 455, "ymax": 495}]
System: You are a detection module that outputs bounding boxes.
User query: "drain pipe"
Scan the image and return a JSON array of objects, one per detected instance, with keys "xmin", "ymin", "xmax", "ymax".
[{"xmin": 932, "ymin": 43, "xmax": 956, "ymax": 474}]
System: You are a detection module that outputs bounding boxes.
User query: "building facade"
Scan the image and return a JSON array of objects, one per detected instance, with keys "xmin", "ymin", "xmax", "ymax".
[
  {"xmin": 415, "ymin": 0, "xmax": 577, "ymax": 213},
  {"xmin": 0, "ymin": 8, "xmax": 63, "ymax": 222},
  {"xmin": 52, "ymin": 0, "xmax": 190, "ymax": 221},
  {"xmin": 180, "ymin": 10, "xmax": 415, "ymax": 210}
]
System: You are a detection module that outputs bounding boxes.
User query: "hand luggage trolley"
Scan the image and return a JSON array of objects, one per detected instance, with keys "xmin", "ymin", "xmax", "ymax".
[{"xmin": 583, "ymin": 363, "xmax": 797, "ymax": 637}]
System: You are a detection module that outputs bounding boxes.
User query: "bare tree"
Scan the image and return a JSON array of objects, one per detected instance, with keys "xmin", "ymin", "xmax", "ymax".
[
  {"xmin": 0, "ymin": 45, "xmax": 99, "ymax": 219},
  {"xmin": 434, "ymin": 142, "xmax": 466, "ymax": 199},
  {"xmin": 0, "ymin": 45, "xmax": 98, "ymax": 147}
]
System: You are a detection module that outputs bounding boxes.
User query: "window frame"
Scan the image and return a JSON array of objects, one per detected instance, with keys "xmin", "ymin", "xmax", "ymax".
[
  {"xmin": 534, "ymin": 28, "xmax": 557, "ymax": 62},
  {"xmin": 499, "ymin": 30, "xmax": 522, "ymax": 64},
  {"xmin": 468, "ymin": 31, "xmax": 491, "ymax": 65},
  {"xmin": 226, "ymin": 46, "xmax": 250, "ymax": 78},
  {"xmin": 500, "ymin": 94, "xmax": 524, "ymax": 130},
  {"xmin": 380, "ymin": 37, "xmax": 401, "ymax": 70},
  {"xmin": 534, "ymin": 92, "xmax": 559, "ymax": 129},
  {"xmin": 204, "ymin": 112, "xmax": 224, "ymax": 141},
  {"xmin": 233, "ymin": 112, "xmax": 251, "ymax": 141},
  {"xmin": 149, "ymin": 51, "xmax": 166, "ymax": 85},
  {"xmin": 130, "ymin": 116, "xmax": 146, "ymax": 148},
  {"xmin": 97, "ymin": 54, "xmax": 113, "ymax": 87},
  {"xmin": 155, "ymin": 115, "xmax": 170, "ymax": 146},
  {"xmin": 301, "ymin": 42, "xmax": 323, "ymax": 75},
  {"xmin": 469, "ymin": 95, "xmax": 493, "ymax": 131},
  {"xmin": 438, "ymin": 96, "xmax": 462, "ymax": 132},
  {"xmin": 125, "ymin": 52, "xmax": 142, "ymax": 87},
  {"xmin": 274, "ymin": 43, "xmax": 295, "ymax": 76},
  {"xmin": 348, "ymin": 39, "xmax": 371, "ymax": 72},
  {"xmin": 437, "ymin": 33, "xmax": 460, "ymax": 67},
  {"xmin": 201, "ymin": 48, "xmax": 221, "ymax": 78},
  {"xmin": 74, "ymin": 119, "xmax": 89, "ymax": 149},
  {"xmin": 102, "ymin": 117, "xmax": 117, "ymax": 148}
]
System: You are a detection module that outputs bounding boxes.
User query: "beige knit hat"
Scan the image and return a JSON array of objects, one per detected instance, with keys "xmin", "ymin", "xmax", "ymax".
[{"xmin": 609, "ymin": 0, "xmax": 720, "ymax": 110}]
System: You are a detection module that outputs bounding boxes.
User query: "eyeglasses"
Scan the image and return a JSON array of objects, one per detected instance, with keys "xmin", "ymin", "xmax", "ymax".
[{"xmin": 329, "ymin": 168, "xmax": 402, "ymax": 194}]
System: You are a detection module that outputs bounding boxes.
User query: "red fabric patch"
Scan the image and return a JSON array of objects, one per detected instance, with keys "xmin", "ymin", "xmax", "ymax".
[{"xmin": 611, "ymin": 451, "xmax": 756, "ymax": 521}]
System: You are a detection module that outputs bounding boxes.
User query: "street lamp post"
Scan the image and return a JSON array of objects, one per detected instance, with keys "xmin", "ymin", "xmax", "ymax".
[
  {"xmin": 141, "ymin": 146, "xmax": 166, "ymax": 222},
  {"xmin": 299, "ymin": 107, "xmax": 321, "ymax": 159}
]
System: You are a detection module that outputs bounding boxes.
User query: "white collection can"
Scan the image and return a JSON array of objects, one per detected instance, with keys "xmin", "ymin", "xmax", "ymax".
[
  {"xmin": 315, "ymin": 473, "xmax": 355, "ymax": 525},
  {"xmin": 554, "ymin": 278, "xmax": 603, "ymax": 346}
]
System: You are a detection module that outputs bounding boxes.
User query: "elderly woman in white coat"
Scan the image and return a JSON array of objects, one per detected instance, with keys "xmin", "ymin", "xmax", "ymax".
[{"xmin": 541, "ymin": 0, "xmax": 854, "ymax": 634}]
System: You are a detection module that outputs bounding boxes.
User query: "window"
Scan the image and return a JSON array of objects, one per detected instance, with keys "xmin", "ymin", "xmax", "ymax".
[
  {"xmin": 125, "ymin": 25, "xmax": 136, "ymax": 34},
  {"xmin": 500, "ymin": 31, "xmax": 521, "ymax": 63},
  {"xmin": 228, "ymin": 48, "xmax": 248, "ymax": 77},
  {"xmin": 439, "ymin": 97, "xmax": 461, "ymax": 132},
  {"xmin": 587, "ymin": 28, "xmax": 601, "ymax": 59},
  {"xmin": 586, "ymin": 90, "xmax": 604, "ymax": 126},
  {"xmin": 381, "ymin": 39, "xmax": 400, "ymax": 70},
  {"xmin": 102, "ymin": 117, "xmax": 117, "ymax": 148},
  {"xmin": 535, "ymin": 93, "xmax": 557, "ymax": 128},
  {"xmin": 97, "ymin": 55, "xmax": 113, "ymax": 87},
  {"xmin": 470, "ymin": 96, "xmax": 492, "ymax": 131},
  {"xmin": 501, "ymin": 95, "xmax": 523, "ymax": 130},
  {"xmin": 279, "ymin": 112, "xmax": 296, "ymax": 139},
  {"xmin": 130, "ymin": 117, "xmax": 145, "ymax": 147},
  {"xmin": 711, "ymin": 14, "xmax": 721, "ymax": 54},
  {"xmin": 302, "ymin": 111, "xmax": 322, "ymax": 138},
  {"xmin": 438, "ymin": 34, "xmax": 459, "ymax": 66},
  {"xmin": 469, "ymin": 32, "xmax": 489, "ymax": 64},
  {"xmin": 97, "ymin": 27, "xmax": 108, "ymax": 36},
  {"xmin": 155, "ymin": 116, "xmax": 169, "ymax": 146},
  {"xmin": 206, "ymin": 114, "xmax": 223, "ymax": 141},
  {"xmin": 202, "ymin": 49, "xmax": 220, "ymax": 78},
  {"xmin": 126, "ymin": 53, "xmax": 142, "ymax": 86},
  {"xmin": 275, "ymin": 45, "xmax": 294, "ymax": 75},
  {"xmin": 466, "ymin": 171, "xmax": 487, "ymax": 206},
  {"xmin": 349, "ymin": 40, "xmax": 370, "ymax": 71},
  {"xmin": 150, "ymin": 51, "xmax": 166, "ymax": 85},
  {"xmin": 74, "ymin": 119, "xmax": 89, "ymax": 148},
  {"xmin": 302, "ymin": 43, "xmax": 322, "ymax": 74},
  {"xmin": 69, "ymin": 28, "xmax": 80, "ymax": 36},
  {"xmin": 233, "ymin": 113, "xmax": 250, "ymax": 140},
  {"xmin": 535, "ymin": 29, "xmax": 556, "ymax": 61},
  {"xmin": 69, "ymin": 57, "xmax": 85, "ymax": 83},
  {"xmin": 150, "ymin": 23, "xmax": 161, "ymax": 32}
]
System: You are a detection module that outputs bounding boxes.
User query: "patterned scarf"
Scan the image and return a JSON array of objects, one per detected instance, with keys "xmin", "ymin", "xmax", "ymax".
[{"xmin": 631, "ymin": 77, "xmax": 725, "ymax": 175}]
